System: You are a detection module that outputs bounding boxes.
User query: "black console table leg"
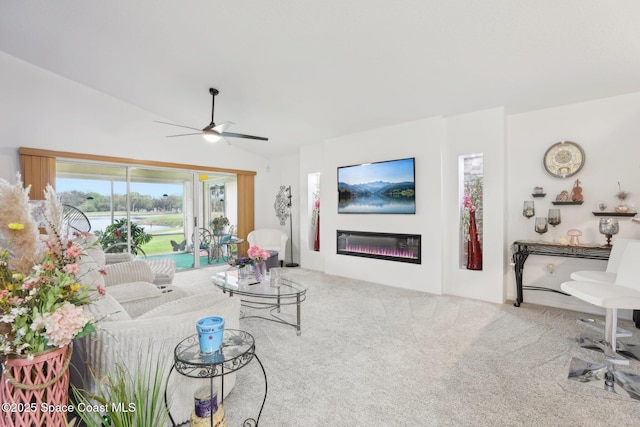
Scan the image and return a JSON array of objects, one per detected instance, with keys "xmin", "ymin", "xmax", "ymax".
[
  {"xmin": 633, "ymin": 310, "xmax": 640, "ymax": 329},
  {"xmin": 512, "ymin": 251, "xmax": 528, "ymax": 307}
]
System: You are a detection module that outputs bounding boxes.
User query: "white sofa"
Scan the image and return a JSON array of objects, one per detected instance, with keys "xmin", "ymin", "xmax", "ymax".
[
  {"xmin": 247, "ymin": 228, "xmax": 288, "ymax": 265},
  {"xmin": 72, "ymin": 236, "xmax": 241, "ymax": 425},
  {"xmin": 78, "ymin": 236, "xmax": 186, "ymax": 318}
]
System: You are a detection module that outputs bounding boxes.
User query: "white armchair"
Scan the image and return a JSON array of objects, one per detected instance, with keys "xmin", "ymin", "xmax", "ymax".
[{"xmin": 247, "ymin": 228, "xmax": 288, "ymax": 265}]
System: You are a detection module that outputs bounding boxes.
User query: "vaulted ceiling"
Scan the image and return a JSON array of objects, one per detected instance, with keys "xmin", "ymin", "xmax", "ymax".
[{"xmin": 2, "ymin": 1, "xmax": 640, "ymax": 157}]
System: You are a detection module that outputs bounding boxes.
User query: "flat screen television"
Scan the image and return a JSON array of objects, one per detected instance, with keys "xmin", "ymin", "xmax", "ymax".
[{"xmin": 337, "ymin": 157, "xmax": 416, "ymax": 214}]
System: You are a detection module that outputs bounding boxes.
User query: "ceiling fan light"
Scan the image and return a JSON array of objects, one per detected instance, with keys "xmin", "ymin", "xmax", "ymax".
[{"xmin": 203, "ymin": 131, "xmax": 222, "ymax": 143}]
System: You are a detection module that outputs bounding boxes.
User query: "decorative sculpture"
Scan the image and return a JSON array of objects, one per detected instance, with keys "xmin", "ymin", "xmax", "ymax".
[
  {"xmin": 555, "ymin": 190, "xmax": 570, "ymax": 202},
  {"xmin": 571, "ymin": 179, "xmax": 584, "ymax": 202},
  {"xmin": 274, "ymin": 186, "xmax": 289, "ymax": 226}
]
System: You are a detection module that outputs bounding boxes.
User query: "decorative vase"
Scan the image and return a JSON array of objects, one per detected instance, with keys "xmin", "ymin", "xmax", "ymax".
[
  {"xmin": 0, "ymin": 345, "xmax": 72, "ymax": 427},
  {"xmin": 313, "ymin": 214, "xmax": 320, "ymax": 252},
  {"xmin": 253, "ymin": 262, "xmax": 266, "ymax": 282},
  {"xmin": 467, "ymin": 212, "xmax": 483, "ymax": 270}
]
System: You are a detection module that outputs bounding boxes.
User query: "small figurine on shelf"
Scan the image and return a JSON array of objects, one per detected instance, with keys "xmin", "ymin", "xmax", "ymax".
[
  {"xmin": 533, "ymin": 186, "xmax": 544, "ymax": 195},
  {"xmin": 615, "ymin": 181, "xmax": 629, "ymax": 213},
  {"xmin": 567, "ymin": 229, "xmax": 582, "ymax": 245},
  {"xmin": 570, "ymin": 179, "xmax": 583, "ymax": 202},
  {"xmin": 555, "ymin": 190, "xmax": 570, "ymax": 202}
]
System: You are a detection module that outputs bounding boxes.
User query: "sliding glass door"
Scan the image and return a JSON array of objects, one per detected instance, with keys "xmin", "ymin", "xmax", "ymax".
[{"xmin": 56, "ymin": 160, "xmax": 237, "ymax": 269}]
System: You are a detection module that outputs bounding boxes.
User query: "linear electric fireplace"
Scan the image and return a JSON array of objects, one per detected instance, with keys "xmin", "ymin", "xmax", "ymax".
[{"xmin": 337, "ymin": 230, "xmax": 421, "ymax": 264}]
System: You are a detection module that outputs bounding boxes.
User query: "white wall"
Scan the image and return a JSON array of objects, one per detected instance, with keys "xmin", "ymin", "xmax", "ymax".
[
  {"xmin": 319, "ymin": 117, "xmax": 445, "ymax": 294},
  {"xmin": 299, "ymin": 109, "xmax": 508, "ymax": 303},
  {"xmin": 258, "ymin": 154, "xmax": 300, "ymax": 264},
  {"xmin": 0, "ymin": 51, "xmax": 268, "ymax": 196},
  {"xmin": 443, "ymin": 107, "xmax": 507, "ymax": 304},
  {"xmin": 506, "ymin": 91, "xmax": 640, "ymax": 317}
]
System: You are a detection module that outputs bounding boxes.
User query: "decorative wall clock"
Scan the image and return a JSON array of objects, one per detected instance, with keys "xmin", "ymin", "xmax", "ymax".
[{"xmin": 543, "ymin": 141, "xmax": 585, "ymax": 178}]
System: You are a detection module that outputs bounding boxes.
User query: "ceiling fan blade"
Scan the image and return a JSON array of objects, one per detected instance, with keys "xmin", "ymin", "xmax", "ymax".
[
  {"xmin": 221, "ymin": 131, "xmax": 269, "ymax": 141},
  {"xmin": 166, "ymin": 132, "xmax": 202, "ymax": 137},
  {"xmin": 154, "ymin": 120, "xmax": 202, "ymax": 132},
  {"xmin": 213, "ymin": 121, "xmax": 234, "ymax": 133}
]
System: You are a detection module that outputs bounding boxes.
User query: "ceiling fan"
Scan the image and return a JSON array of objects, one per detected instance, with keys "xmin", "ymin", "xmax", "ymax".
[{"xmin": 155, "ymin": 88, "xmax": 268, "ymax": 143}]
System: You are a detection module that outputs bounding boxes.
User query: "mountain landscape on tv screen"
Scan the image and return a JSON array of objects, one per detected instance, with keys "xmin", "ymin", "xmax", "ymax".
[{"xmin": 338, "ymin": 180, "xmax": 415, "ymax": 213}]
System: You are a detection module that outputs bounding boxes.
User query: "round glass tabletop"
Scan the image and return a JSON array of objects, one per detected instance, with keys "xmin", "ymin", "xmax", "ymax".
[
  {"xmin": 212, "ymin": 269, "xmax": 307, "ymax": 299},
  {"xmin": 174, "ymin": 329, "xmax": 255, "ymax": 378}
]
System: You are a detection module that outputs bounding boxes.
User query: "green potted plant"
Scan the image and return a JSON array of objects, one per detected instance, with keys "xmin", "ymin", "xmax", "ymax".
[
  {"xmin": 210, "ymin": 216, "xmax": 230, "ymax": 234},
  {"xmin": 94, "ymin": 218, "xmax": 153, "ymax": 254},
  {"xmin": 70, "ymin": 352, "xmax": 171, "ymax": 427}
]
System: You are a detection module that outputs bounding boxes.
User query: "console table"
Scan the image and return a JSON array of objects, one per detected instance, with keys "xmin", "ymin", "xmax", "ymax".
[
  {"xmin": 512, "ymin": 240, "xmax": 640, "ymax": 327},
  {"xmin": 511, "ymin": 240, "xmax": 611, "ymax": 307}
]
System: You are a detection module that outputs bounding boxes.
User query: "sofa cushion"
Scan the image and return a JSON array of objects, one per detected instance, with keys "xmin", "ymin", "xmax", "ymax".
[
  {"xmin": 107, "ymin": 281, "xmax": 162, "ymax": 304},
  {"xmin": 137, "ymin": 291, "xmax": 232, "ymax": 320},
  {"xmin": 84, "ymin": 294, "xmax": 131, "ymax": 322},
  {"xmin": 74, "ymin": 233, "xmax": 107, "ymax": 266},
  {"xmin": 123, "ymin": 287, "xmax": 188, "ymax": 318},
  {"xmin": 77, "ymin": 257, "xmax": 106, "ymax": 290},
  {"xmin": 104, "ymin": 252, "xmax": 135, "ymax": 264},
  {"xmin": 146, "ymin": 258, "xmax": 176, "ymax": 285},
  {"xmin": 84, "ymin": 242, "xmax": 106, "ymax": 267},
  {"xmin": 103, "ymin": 260, "xmax": 155, "ymax": 287}
]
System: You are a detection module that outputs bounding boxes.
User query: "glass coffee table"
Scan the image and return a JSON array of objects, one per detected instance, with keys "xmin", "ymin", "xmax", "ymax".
[{"xmin": 212, "ymin": 269, "xmax": 307, "ymax": 335}]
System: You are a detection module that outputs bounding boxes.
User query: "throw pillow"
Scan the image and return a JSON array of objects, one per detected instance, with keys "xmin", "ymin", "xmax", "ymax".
[{"xmin": 84, "ymin": 293, "xmax": 131, "ymax": 322}]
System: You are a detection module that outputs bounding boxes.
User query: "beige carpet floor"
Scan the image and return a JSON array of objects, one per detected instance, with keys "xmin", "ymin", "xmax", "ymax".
[{"xmin": 173, "ymin": 266, "xmax": 640, "ymax": 426}]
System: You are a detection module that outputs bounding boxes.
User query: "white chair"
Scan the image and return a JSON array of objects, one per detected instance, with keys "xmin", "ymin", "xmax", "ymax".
[
  {"xmin": 561, "ymin": 241, "xmax": 640, "ymax": 396},
  {"xmin": 570, "ymin": 238, "xmax": 633, "ymax": 284},
  {"xmin": 247, "ymin": 229, "xmax": 288, "ymax": 266},
  {"xmin": 570, "ymin": 238, "xmax": 640, "ymax": 328}
]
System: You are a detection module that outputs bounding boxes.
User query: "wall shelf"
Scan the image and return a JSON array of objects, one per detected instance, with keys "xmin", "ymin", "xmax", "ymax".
[
  {"xmin": 592, "ymin": 211, "xmax": 637, "ymax": 217},
  {"xmin": 551, "ymin": 201, "xmax": 583, "ymax": 205},
  {"xmin": 531, "ymin": 193, "xmax": 546, "ymax": 198}
]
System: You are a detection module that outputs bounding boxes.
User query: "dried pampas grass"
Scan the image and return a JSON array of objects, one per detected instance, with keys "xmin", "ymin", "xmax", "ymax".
[
  {"xmin": 43, "ymin": 184, "xmax": 67, "ymax": 250},
  {"xmin": 0, "ymin": 173, "xmax": 43, "ymax": 274}
]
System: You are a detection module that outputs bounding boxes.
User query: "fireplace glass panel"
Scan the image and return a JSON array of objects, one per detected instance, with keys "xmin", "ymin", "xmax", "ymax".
[{"xmin": 337, "ymin": 230, "xmax": 421, "ymax": 264}]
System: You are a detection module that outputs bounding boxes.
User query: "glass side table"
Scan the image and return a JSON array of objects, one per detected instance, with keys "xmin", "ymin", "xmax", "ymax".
[{"xmin": 168, "ymin": 329, "xmax": 267, "ymax": 427}]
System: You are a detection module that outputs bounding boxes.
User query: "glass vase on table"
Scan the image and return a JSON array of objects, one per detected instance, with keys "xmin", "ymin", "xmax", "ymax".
[
  {"xmin": 599, "ymin": 217, "xmax": 619, "ymax": 247},
  {"xmin": 547, "ymin": 208, "xmax": 561, "ymax": 242},
  {"xmin": 534, "ymin": 217, "xmax": 548, "ymax": 242},
  {"xmin": 522, "ymin": 201, "xmax": 535, "ymax": 240}
]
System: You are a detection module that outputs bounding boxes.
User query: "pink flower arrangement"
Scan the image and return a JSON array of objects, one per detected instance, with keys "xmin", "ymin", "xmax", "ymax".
[
  {"xmin": 247, "ymin": 245, "xmax": 270, "ymax": 263},
  {"xmin": 32, "ymin": 302, "xmax": 90, "ymax": 348},
  {"xmin": 0, "ymin": 176, "xmax": 102, "ymax": 357},
  {"xmin": 463, "ymin": 194, "xmax": 476, "ymax": 213}
]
